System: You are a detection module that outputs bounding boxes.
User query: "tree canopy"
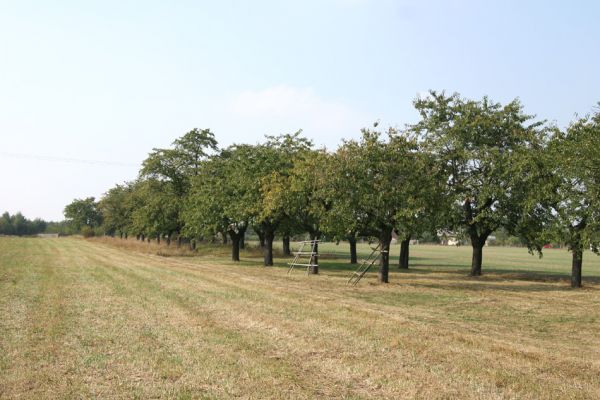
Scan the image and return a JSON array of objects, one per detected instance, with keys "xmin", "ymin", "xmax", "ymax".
[
  {"xmin": 412, "ymin": 91, "xmax": 548, "ymax": 276},
  {"xmin": 64, "ymin": 94, "xmax": 600, "ymax": 288}
]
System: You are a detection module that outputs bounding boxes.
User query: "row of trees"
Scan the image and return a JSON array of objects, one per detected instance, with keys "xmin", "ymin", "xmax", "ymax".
[
  {"xmin": 0, "ymin": 212, "xmax": 48, "ymax": 236},
  {"xmin": 65, "ymin": 92, "xmax": 600, "ymax": 288}
]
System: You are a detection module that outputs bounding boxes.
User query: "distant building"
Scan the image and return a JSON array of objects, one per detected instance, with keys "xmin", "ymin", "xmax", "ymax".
[
  {"xmin": 485, "ymin": 235, "xmax": 497, "ymax": 246},
  {"xmin": 438, "ymin": 230, "xmax": 462, "ymax": 246}
]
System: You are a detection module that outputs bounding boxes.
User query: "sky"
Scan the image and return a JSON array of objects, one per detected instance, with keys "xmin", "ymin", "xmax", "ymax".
[{"xmin": 1, "ymin": 0, "xmax": 599, "ymax": 221}]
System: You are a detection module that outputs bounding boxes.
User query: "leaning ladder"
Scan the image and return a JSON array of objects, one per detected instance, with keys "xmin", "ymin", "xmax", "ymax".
[
  {"xmin": 348, "ymin": 243, "xmax": 386, "ymax": 286},
  {"xmin": 287, "ymin": 239, "xmax": 319, "ymax": 274}
]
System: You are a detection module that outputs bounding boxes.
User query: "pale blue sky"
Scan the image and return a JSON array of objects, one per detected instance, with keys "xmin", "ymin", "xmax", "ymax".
[{"xmin": 1, "ymin": 0, "xmax": 599, "ymax": 220}]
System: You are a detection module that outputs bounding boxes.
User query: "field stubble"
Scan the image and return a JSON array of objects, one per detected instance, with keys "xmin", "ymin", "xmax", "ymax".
[{"xmin": 1, "ymin": 236, "xmax": 599, "ymax": 399}]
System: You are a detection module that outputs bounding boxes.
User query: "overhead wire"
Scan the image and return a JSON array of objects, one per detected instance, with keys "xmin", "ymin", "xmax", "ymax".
[{"xmin": 0, "ymin": 151, "xmax": 139, "ymax": 167}]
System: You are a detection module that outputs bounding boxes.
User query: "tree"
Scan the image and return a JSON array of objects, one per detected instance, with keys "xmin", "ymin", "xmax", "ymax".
[
  {"xmin": 412, "ymin": 92, "xmax": 547, "ymax": 276},
  {"xmin": 332, "ymin": 127, "xmax": 426, "ymax": 283},
  {"xmin": 130, "ymin": 179, "xmax": 180, "ymax": 243},
  {"xmin": 99, "ymin": 183, "xmax": 134, "ymax": 237},
  {"xmin": 394, "ymin": 141, "xmax": 446, "ymax": 270},
  {"xmin": 283, "ymin": 148, "xmax": 337, "ymax": 273},
  {"xmin": 64, "ymin": 197, "xmax": 102, "ymax": 233},
  {"xmin": 141, "ymin": 128, "xmax": 218, "ymax": 195},
  {"xmin": 140, "ymin": 128, "xmax": 218, "ymax": 240},
  {"xmin": 545, "ymin": 110, "xmax": 600, "ymax": 287},
  {"xmin": 0, "ymin": 212, "xmax": 14, "ymax": 235},
  {"xmin": 0, "ymin": 212, "xmax": 48, "ymax": 236},
  {"xmin": 257, "ymin": 133, "xmax": 313, "ymax": 266},
  {"xmin": 183, "ymin": 147, "xmax": 249, "ymax": 261}
]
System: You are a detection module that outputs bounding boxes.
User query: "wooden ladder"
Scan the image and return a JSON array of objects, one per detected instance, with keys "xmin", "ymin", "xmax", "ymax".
[
  {"xmin": 287, "ymin": 239, "xmax": 319, "ymax": 274},
  {"xmin": 348, "ymin": 243, "xmax": 385, "ymax": 286}
]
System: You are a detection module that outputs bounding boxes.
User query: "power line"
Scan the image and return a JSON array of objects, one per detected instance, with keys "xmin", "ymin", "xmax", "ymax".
[{"xmin": 0, "ymin": 151, "xmax": 139, "ymax": 167}]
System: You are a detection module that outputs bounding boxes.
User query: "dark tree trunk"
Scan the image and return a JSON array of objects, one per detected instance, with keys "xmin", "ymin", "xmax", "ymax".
[
  {"xmin": 309, "ymin": 239, "xmax": 319, "ymax": 274},
  {"xmin": 140, "ymin": 233, "xmax": 145, "ymax": 242},
  {"xmin": 124, "ymin": 233, "xmax": 128, "ymax": 240},
  {"xmin": 229, "ymin": 231, "xmax": 241, "ymax": 262},
  {"xmin": 177, "ymin": 235, "xmax": 182, "ymax": 248},
  {"xmin": 258, "ymin": 231, "xmax": 266, "ymax": 248},
  {"xmin": 470, "ymin": 238, "xmax": 484, "ymax": 276},
  {"xmin": 348, "ymin": 236, "xmax": 358, "ymax": 264},
  {"xmin": 282, "ymin": 235, "xmax": 291, "ymax": 256},
  {"xmin": 147, "ymin": 236, "xmax": 151, "ymax": 243},
  {"xmin": 571, "ymin": 244, "xmax": 583, "ymax": 288},
  {"xmin": 157, "ymin": 234, "xmax": 161, "ymax": 245},
  {"xmin": 190, "ymin": 239, "xmax": 196, "ymax": 251},
  {"xmin": 378, "ymin": 229, "xmax": 393, "ymax": 283},
  {"xmin": 166, "ymin": 234, "xmax": 171, "ymax": 246},
  {"xmin": 399, "ymin": 236, "xmax": 411, "ymax": 269},
  {"xmin": 464, "ymin": 198, "xmax": 491, "ymax": 276},
  {"xmin": 119, "ymin": 231, "xmax": 123, "ymax": 239},
  {"xmin": 263, "ymin": 229, "xmax": 274, "ymax": 266}
]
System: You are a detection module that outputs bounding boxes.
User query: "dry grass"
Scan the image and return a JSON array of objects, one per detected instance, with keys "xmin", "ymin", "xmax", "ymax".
[
  {"xmin": 1, "ymin": 236, "xmax": 600, "ymax": 399},
  {"xmin": 90, "ymin": 236, "xmax": 270, "ymax": 259}
]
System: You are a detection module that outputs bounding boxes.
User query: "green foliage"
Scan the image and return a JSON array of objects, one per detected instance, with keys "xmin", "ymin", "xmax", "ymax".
[
  {"xmin": 545, "ymin": 109, "xmax": 600, "ymax": 254},
  {"xmin": 136, "ymin": 128, "xmax": 218, "ymax": 239},
  {"xmin": 81, "ymin": 226, "xmax": 96, "ymax": 238},
  {"xmin": 412, "ymin": 92, "xmax": 548, "ymax": 255},
  {"xmin": 79, "ymin": 98, "xmax": 599, "ymax": 286},
  {"xmin": 130, "ymin": 179, "xmax": 180, "ymax": 239},
  {"xmin": 258, "ymin": 132, "xmax": 314, "ymax": 228},
  {"xmin": 330, "ymin": 127, "xmax": 426, "ymax": 239},
  {"xmin": 64, "ymin": 197, "xmax": 103, "ymax": 232},
  {"xmin": 98, "ymin": 183, "xmax": 134, "ymax": 236},
  {"xmin": 326, "ymin": 126, "xmax": 432, "ymax": 281},
  {"xmin": 286, "ymin": 148, "xmax": 337, "ymax": 237},
  {"xmin": 183, "ymin": 149, "xmax": 242, "ymax": 240},
  {"xmin": 0, "ymin": 212, "xmax": 48, "ymax": 236},
  {"xmin": 140, "ymin": 128, "xmax": 218, "ymax": 196}
]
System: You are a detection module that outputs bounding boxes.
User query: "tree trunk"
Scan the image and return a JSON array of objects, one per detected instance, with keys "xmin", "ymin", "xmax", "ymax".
[
  {"xmin": 140, "ymin": 233, "xmax": 145, "ymax": 242},
  {"xmin": 378, "ymin": 230, "xmax": 393, "ymax": 283},
  {"xmin": 124, "ymin": 233, "xmax": 128, "ymax": 240},
  {"xmin": 263, "ymin": 229, "xmax": 274, "ymax": 266},
  {"xmin": 229, "ymin": 231, "xmax": 241, "ymax": 262},
  {"xmin": 282, "ymin": 235, "xmax": 291, "ymax": 256},
  {"xmin": 571, "ymin": 244, "xmax": 583, "ymax": 288},
  {"xmin": 119, "ymin": 231, "xmax": 123, "ymax": 239},
  {"xmin": 470, "ymin": 238, "xmax": 484, "ymax": 276},
  {"xmin": 157, "ymin": 234, "xmax": 161, "ymax": 245},
  {"xmin": 348, "ymin": 236, "xmax": 358, "ymax": 264},
  {"xmin": 177, "ymin": 235, "xmax": 182, "ymax": 248},
  {"xmin": 190, "ymin": 239, "xmax": 196, "ymax": 251},
  {"xmin": 399, "ymin": 236, "xmax": 411, "ymax": 269},
  {"xmin": 309, "ymin": 239, "xmax": 319, "ymax": 274},
  {"xmin": 258, "ymin": 231, "xmax": 266, "ymax": 248}
]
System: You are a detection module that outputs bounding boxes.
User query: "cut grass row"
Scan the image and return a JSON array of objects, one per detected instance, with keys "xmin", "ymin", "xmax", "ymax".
[{"xmin": 1, "ymin": 237, "xmax": 599, "ymax": 399}]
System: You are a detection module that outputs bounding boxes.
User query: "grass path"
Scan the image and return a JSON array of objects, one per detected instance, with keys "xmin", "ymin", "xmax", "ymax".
[{"xmin": 1, "ymin": 237, "xmax": 600, "ymax": 399}]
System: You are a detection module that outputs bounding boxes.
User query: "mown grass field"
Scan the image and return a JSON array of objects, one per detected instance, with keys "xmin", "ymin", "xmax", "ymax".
[{"xmin": 1, "ymin": 237, "xmax": 600, "ymax": 399}]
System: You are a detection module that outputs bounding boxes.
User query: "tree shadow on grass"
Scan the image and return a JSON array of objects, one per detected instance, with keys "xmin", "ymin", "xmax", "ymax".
[
  {"xmin": 393, "ymin": 267, "xmax": 600, "ymax": 292},
  {"xmin": 232, "ymin": 254, "xmax": 600, "ymax": 291},
  {"xmin": 318, "ymin": 260, "xmax": 600, "ymax": 292},
  {"xmin": 402, "ymin": 280, "xmax": 598, "ymax": 293}
]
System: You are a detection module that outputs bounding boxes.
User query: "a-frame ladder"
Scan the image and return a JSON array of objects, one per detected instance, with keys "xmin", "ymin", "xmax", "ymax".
[
  {"xmin": 287, "ymin": 239, "xmax": 319, "ymax": 274},
  {"xmin": 348, "ymin": 243, "xmax": 386, "ymax": 285}
]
